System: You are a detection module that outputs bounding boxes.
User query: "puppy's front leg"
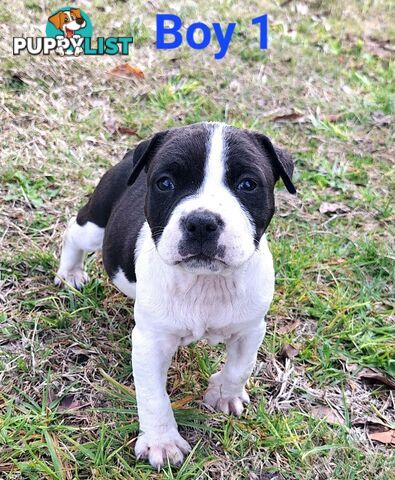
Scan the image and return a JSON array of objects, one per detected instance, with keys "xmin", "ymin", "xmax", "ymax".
[
  {"xmin": 132, "ymin": 327, "xmax": 191, "ymax": 469},
  {"xmin": 203, "ymin": 324, "xmax": 266, "ymax": 416}
]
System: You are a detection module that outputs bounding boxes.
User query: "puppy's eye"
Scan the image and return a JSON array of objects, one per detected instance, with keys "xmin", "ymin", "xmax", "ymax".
[
  {"xmin": 64, "ymin": 18, "xmax": 69, "ymax": 23},
  {"xmin": 156, "ymin": 177, "xmax": 175, "ymax": 191},
  {"xmin": 237, "ymin": 178, "xmax": 257, "ymax": 191}
]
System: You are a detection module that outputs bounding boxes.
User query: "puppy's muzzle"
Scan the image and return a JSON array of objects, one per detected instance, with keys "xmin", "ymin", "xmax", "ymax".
[
  {"xmin": 184, "ymin": 210, "xmax": 219, "ymax": 239},
  {"xmin": 178, "ymin": 210, "xmax": 225, "ymax": 260},
  {"xmin": 76, "ymin": 17, "xmax": 85, "ymax": 26}
]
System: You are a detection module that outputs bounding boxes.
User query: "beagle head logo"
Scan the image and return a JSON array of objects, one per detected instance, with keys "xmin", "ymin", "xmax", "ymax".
[
  {"xmin": 48, "ymin": 8, "xmax": 87, "ymax": 39},
  {"xmin": 46, "ymin": 6, "xmax": 92, "ymax": 42}
]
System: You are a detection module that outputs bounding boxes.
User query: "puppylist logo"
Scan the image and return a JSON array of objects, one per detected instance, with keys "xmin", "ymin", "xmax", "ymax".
[{"xmin": 13, "ymin": 6, "xmax": 133, "ymax": 56}]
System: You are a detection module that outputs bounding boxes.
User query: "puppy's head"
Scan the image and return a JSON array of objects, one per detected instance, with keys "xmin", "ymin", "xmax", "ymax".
[
  {"xmin": 128, "ymin": 123, "xmax": 295, "ymax": 274},
  {"xmin": 48, "ymin": 9, "xmax": 86, "ymax": 38}
]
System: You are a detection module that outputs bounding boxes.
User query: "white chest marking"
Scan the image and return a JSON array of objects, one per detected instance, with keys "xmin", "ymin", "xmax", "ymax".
[
  {"xmin": 112, "ymin": 268, "xmax": 136, "ymax": 299},
  {"xmin": 133, "ymin": 223, "xmax": 274, "ymax": 345}
]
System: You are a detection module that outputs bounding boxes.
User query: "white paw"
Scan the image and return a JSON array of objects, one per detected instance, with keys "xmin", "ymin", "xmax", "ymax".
[
  {"xmin": 135, "ymin": 428, "xmax": 191, "ymax": 470},
  {"xmin": 54, "ymin": 269, "xmax": 89, "ymax": 289},
  {"xmin": 203, "ymin": 380, "xmax": 250, "ymax": 416}
]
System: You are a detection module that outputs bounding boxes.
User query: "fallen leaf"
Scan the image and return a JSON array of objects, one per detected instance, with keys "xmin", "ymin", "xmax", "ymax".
[
  {"xmin": 310, "ymin": 406, "xmax": 345, "ymax": 425},
  {"xmin": 262, "ymin": 108, "xmax": 306, "ymax": 123},
  {"xmin": 358, "ymin": 367, "xmax": 395, "ymax": 389},
  {"xmin": 277, "ymin": 319, "xmax": 300, "ymax": 335},
  {"xmin": 319, "ymin": 202, "xmax": 350, "ymax": 215},
  {"xmin": 117, "ymin": 126, "xmax": 138, "ymax": 136},
  {"xmin": 280, "ymin": 343, "xmax": 299, "ymax": 359},
  {"xmin": 171, "ymin": 395, "xmax": 194, "ymax": 409},
  {"xmin": 368, "ymin": 429, "xmax": 395, "ymax": 444},
  {"xmin": 352, "ymin": 416, "xmax": 389, "ymax": 428},
  {"xmin": 58, "ymin": 395, "xmax": 82, "ymax": 411},
  {"xmin": 109, "ymin": 63, "xmax": 145, "ymax": 80},
  {"xmin": 273, "ymin": 110, "xmax": 305, "ymax": 122}
]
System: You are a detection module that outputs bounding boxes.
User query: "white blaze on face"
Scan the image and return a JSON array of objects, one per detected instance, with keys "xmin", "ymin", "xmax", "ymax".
[
  {"xmin": 204, "ymin": 123, "xmax": 226, "ymax": 197},
  {"xmin": 63, "ymin": 11, "xmax": 85, "ymax": 36},
  {"xmin": 156, "ymin": 123, "xmax": 256, "ymax": 270}
]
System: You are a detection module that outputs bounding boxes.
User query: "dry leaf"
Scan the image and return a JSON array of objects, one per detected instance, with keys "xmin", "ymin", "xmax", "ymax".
[
  {"xmin": 280, "ymin": 343, "xmax": 299, "ymax": 359},
  {"xmin": 352, "ymin": 416, "xmax": 388, "ymax": 428},
  {"xmin": 109, "ymin": 63, "xmax": 145, "ymax": 79},
  {"xmin": 117, "ymin": 126, "xmax": 138, "ymax": 136},
  {"xmin": 277, "ymin": 319, "xmax": 300, "ymax": 335},
  {"xmin": 310, "ymin": 406, "xmax": 345, "ymax": 425},
  {"xmin": 358, "ymin": 367, "xmax": 395, "ymax": 389},
  {"xmin": 171, "ymin": 394, "xmax": 194, "ymax": 409},
  {"xmin": 58, "ymin": 395, "xmax": 82, "ymax": 411},
  {"xmin": 368, "ymin": 429, "xmax": 395, "ymax": 444},
  {"xmin": 273, "ymin": 111, "xmax": 305, "ymax": 123},
  {"xmin": 319, "ymin": 202, "xmax": 350, "ymax": 215}
]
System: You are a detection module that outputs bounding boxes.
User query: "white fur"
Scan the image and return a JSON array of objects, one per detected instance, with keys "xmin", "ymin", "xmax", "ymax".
[
  {"xmin": 54, "ymin": 217, "xmax": 104, "ymax": 288},
  {"xmin": 132, "ymin": 221, "xmax": 273, "ymax": 468},
  {"xmin": 157, "ymin": 123, "xmax": 255, "ymax": 271},
  {"xmin": 113, "ymin": 269, "xmax": 136, "ymax": 299}
]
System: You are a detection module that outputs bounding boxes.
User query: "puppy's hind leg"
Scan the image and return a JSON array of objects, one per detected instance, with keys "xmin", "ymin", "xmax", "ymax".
[{"xmin": 54, "ymin": 217, "xmax": 104, "ymax": 289}]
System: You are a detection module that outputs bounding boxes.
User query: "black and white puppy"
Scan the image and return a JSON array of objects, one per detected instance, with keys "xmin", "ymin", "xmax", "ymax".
[{"xmin": 55, "ymin": 122, "xmax": 296, "ymax": 469}]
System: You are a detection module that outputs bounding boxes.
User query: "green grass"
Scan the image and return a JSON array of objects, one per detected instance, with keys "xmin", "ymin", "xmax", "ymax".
[{"xmin": 1, "ymin": 0, "xmax": 394, "ymax": 478}]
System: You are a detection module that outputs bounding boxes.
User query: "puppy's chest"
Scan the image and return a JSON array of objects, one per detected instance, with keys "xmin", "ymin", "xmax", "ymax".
[{"xmin": 162, "ymin": 275, "xmax": 261, "ymax": 343}]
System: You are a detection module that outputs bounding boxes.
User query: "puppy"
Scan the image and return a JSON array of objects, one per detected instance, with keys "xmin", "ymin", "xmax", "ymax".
[
  {"xmin": 48, "ymin": 8, "xmax": 86, "ymax": 39},
  {"xmin": 55, "ymin": 122, "xmax": 296, "ymax": 469},
  {"xmin": 48, "ymin": 8, "xmax": 86, "ymax": 56}
]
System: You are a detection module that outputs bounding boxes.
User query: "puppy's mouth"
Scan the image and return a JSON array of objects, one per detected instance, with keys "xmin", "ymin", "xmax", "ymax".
[
  {"xmin": 176, "ymin": 254, "xmax": 227, "ymax": 271},
  {"xmin": 65, "ymin": 28, "xmax": 74, "ymax": 38}
]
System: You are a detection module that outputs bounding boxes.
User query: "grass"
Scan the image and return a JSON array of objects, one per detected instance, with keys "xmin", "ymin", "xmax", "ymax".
[{"xmin": 0, "ymin": 0, "xmax": 394, "ymax": 478}]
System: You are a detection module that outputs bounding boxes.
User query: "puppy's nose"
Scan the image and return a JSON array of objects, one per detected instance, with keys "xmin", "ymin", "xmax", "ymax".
[
  {"xmin": 76, "ymin": 17, "xmax": 84, "ymax": 25},
  {"xmin": 183, "ymin": 211, "xmax": 220, "ymax": 240}
]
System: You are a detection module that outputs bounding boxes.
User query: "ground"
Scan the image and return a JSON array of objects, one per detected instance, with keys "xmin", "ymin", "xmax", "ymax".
[{"xmin": 0, "ymin": 0, "xmax": 394, "ymax": 479}]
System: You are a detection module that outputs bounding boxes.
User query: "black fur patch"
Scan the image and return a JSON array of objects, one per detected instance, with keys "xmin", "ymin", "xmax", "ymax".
[
  {"xmin": 144, "ymin": 123, "xmax": 209, "ymax": 245},
  {"xmin": 223, "ymin": 127, "xmax": 294, "ymax": 243}
]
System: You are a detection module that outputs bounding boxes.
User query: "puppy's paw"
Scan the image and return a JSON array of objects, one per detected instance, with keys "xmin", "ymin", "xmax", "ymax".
[
  {"xmin": 203, "ymin": 383, "xmax": 250, "ymax": 416},
  {"xmin": 135, "ymin": 428, "xmax": 191, "ymax": 470},
  {"xmin": 54, "ymin": 269, "xmax": 89, "ymax": 289}
]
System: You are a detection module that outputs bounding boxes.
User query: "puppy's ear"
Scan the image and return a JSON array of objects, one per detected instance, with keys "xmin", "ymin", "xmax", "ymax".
[
  {"xmin": 253, "ymin": 133, "xmax": 296, "ymax": 194},
  {"xmin": 71, "ymin": 8, "xmax": 82, "ymax": 17},
  {"xmin": 127, "ymin": 131, "xmax": 168, "ymax": 186},
  {"xmin": 48, "ymin": 11, "xmax": 65, "ymax": 30}
]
